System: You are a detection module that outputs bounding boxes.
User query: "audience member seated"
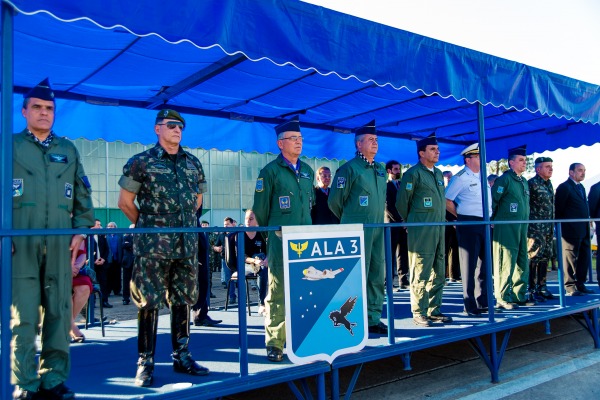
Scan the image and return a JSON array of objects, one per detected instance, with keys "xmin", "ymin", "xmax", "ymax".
[{"xmin": 71, "ymin": 241, "xmax": 93, "ymax": 343}]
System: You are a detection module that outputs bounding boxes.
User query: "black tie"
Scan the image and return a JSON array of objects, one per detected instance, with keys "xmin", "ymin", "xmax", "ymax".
[{"xmin": 577, "ymin": 184, "xmax": 586, "ymax": 199}]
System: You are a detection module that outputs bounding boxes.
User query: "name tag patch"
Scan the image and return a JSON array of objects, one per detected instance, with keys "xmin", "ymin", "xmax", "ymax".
[
  {"xmin": 424, "ymin": 197, "xmax": 433, "ymax": 208},
  {"xmin": 13, "ymin": 179, "xmax": 23, "ymax": 197},
  {"xmin": 279, "ymin": 196, "xmax": 291, "ymax": 209},
  {"xmin": 510, "ymin": 203, "xmax": 518, "ymax": 213},
  {"xmin": 49, "ymin": 153, "xmax": 68, "ymax": 163},
  {"xmin": 359, "ymin": 196, "xmax": 368, "ymax": 206},
  {"xmin": 300, "ymin": 172, "xmax": 311, "ymax": 179},
  {"xmin": 255, "ymin": 178, "xmax": 264, "ymax": 192},
  {"xmin": 65, "ymin": 183, "xmax": 73, "ymax": 199},
  {"xmin": 337, "ymin": 177, "xmax": 346, "ymax": 189}
]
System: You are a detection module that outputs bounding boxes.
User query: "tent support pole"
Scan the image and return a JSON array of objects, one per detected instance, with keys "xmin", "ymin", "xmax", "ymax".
[{"xmin": 1, "ymin": 3, "xmax": 15, "ymax": 400}]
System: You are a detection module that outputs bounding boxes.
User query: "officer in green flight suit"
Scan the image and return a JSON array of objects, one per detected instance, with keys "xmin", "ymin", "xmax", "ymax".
[
  {"xmin": 12, "ymin": 79, "xmax": 95, "ymax": 400},
  {"xmin": 491, "ymin": 145, "xmax": 531, "ymax": 310},
  {"xmin": 328, "ymin": 120, "xmax": 388, "ymax": 335},
  {"xmin": 396, "ymin": 133, "xmax": 452, "ymax": 327},
  {"xmin": 252, "ymin": 116, "xmax": 314, "ymax": 362}
]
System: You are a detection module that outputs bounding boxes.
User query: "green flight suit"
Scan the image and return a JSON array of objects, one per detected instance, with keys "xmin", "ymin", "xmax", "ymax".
[
  {"xmin": 252, "ymin": 154, "xmax": 314, "ymax": 350},
  {"xmin": 328, "ymin": 155, "xmax": 387, "ymax": 326},
  {"xmin": 491, "ymin": 169, "xmax": 530, "ymax": 303},
  {"xmin": 396, "ymin": 162, "xmax": 446, "ymax": 317},
  {"xmin": 12, "ymin": 130, "xmax": 94, "ymax": 391}
]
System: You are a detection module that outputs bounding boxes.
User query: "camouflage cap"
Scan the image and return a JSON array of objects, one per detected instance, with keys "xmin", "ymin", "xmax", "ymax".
[{"xmin": 155, "ymin": 109, "xmax": 185, "ymax": 125}]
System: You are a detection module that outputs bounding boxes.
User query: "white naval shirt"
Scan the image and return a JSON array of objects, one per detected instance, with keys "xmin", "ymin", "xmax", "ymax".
[{"xmin": 445, "ymin": 166, "xmax": 492, "ymax": 218}]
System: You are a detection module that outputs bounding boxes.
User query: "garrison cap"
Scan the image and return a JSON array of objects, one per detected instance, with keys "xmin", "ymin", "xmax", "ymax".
[
  {"xmin": 275, "ymin": 115, "xmax": 301, "ymax": 135},
  {"xmin": 24, "ymin": 78, "xmax": 55, "ymax": 102},
  {"xmin": 534, "ymin": 156, "xmax": 553, "ymax": 164},
  {"xmin": 508, "ymin": 144, "xmax": 527, "ymax": 158},
  {"xmin": 417, "ymin": 132, "xmax": 438, "ymax": 150},
  {"xmin": 354, "ymin": 119, "xmax": 376, "ymax": 137},
  {"xmin": 155, "ymin": 109, "xmax": 185, "ymax": 125},
  {"xmin": 461, "ymin": 143, "xmax": 479, "ymax": 156}
]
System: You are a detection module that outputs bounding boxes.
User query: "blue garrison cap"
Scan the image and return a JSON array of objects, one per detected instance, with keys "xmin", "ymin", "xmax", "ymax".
[
  {"xmin": 354, "ymin": 120, "xmax": 377, "ymax": 137},
  {"xmin": 508, "ymin": 144, "xmax": 527, "ymax": 158},
  {"xmin": 275, "ymin": 115, "xmax": 301, "ymax": 135},
  {"xmin": 24, "ymin": 78, "xmax": 54, "ymax": 102},
  {"xmin": 417, "ymin": 132, "xmax": 438, "ymax": 150}
]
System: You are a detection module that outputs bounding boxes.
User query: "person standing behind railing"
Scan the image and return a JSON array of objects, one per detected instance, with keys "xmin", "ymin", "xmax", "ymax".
[
  {"xmin": 11, "ymin": 78, "xmax": 95, "ymax": 400},
  {"xmin": 253, "ymin": 115, "xmax": 314, "ymax": 362},
  {"xmin": 589, "ymin": 181, "xmax": 600, "ymax": 288}
]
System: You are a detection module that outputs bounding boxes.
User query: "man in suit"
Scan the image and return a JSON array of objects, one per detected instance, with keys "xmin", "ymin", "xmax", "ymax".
[
  {"xmin": 385, "ymin": 160, "xmax": 409, "ymax": 290},
  {"xmin": 443, "ymin": 170, "xmax": 461, "ymax": 283},
  {"xmin": 311, "ymin": 166, "xmax": 340, "ymax": 225},
  {"xmin": 588, "ymin": 181, "xmax": 600, "ymax": 288},
  {"xmin": 91, "ymin": 219, "xmax": 112, "ymax": 308},
  {"xmin": 555, "ymin": 163, "xmax": 594, "ymax": 295},
  {"xmin": 106, "ymin": 221, "xmax": 123, "ymax": 296},
  {"xmin": 192, "ymin": 218, "xmax": 222, "ymax": 326}
]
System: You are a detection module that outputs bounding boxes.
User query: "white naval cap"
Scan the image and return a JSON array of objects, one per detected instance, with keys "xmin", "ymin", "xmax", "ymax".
[{"xmin": 460, "ymin": 143, "xmax": 479, "ymax": 156}]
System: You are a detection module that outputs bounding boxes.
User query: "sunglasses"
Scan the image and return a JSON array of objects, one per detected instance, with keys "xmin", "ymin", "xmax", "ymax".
[{"xmin": 157, "ymin": 121, "xmax": 185, "ymax": 131}]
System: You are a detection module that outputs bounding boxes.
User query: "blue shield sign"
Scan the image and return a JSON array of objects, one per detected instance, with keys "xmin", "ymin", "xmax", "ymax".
[{"xmin": 283, "ymin": 224, "xmax": 367, "ymax": 364}]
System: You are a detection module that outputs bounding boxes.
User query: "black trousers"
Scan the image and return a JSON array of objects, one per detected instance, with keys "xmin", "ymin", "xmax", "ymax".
[
  {"xmin": 107, "ymin": 260, "xmax": 122, "ymax": 295},
  {"xmin": 445, "ymin": 225, "xmax": 461, "ymax": 280},
  {"xmin": 456, "ymin": 215, "xmax": 488, "ymax": 312},
  {"xmin": 192, "ymin": 260, "xmax": 210, "ymax": 321},
  {"xmin": 390, "ymin": 226, "xmax": 409, "ymax": 285},
  {"xmin": 562, "ymin": 235, "xmax": 591, "ymax": 292},
  {"xmin": 122, "ymin": 266, "xmax": 133, "ymax": 301}
]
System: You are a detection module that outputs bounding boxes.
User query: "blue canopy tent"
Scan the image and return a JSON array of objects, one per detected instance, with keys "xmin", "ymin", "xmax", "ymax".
[{"xmin": 2, "ymin": 0, "xmax": 600, "ymax": 398}]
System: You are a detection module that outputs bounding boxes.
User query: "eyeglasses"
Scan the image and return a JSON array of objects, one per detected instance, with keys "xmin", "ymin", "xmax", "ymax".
[
  {"xmin": 280, "ymin": 135, "xmax": 303, "ymax": 142},
  {"xmin": 157, "ymin": 121, "xmax": 185, "ymax": 131}
]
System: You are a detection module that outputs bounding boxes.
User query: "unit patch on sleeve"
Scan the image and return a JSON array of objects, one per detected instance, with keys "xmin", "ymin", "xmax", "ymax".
[
  {"xmin": 255, "ymin": 178, "xmax": 264, "ymax": 192},
  {"xmin": 497, "ymin": 186, "xmax": 504, "ymax": 194},
  {"xmin": 337, "ymin": 177, "xmax": 346, "ymax": 189},
  {"xmin": 405, "ymin": 182, "xmax": 413, "ymax": 191}
]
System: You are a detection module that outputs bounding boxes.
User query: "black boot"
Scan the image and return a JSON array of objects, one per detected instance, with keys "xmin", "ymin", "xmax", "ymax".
[
  {"xmin": 171, "ymin": 305, "xmax": 210, "ymax": 376},
  {"xmin": 135, "ymin": 309, "xmax": 159, "ymax": 387}
]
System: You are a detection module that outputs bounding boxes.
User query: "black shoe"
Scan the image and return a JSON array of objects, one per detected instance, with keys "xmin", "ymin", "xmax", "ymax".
[
  {"xmin": 229, "ymin": 297, "xmax": 237, "ymax": 305},
  {"xmin": 38, "ymin": 383, "xmax": 75, "ymax": 400},
  {"xmin": 195, "ymin": 316, "xmax": 222, "ymax": 327},
  {"xmin": 578, "ymin": 286, "xmax": 595, "ymax": 294},
  {"xmin": 368, "ymin": 322, "xmax": 388, "ymax": 335},
  {"xmin": 539, "ymin": 288, "xmax": 555, "ymax": 300},
  {"xmin": 173, "ymin": 351, "xmax": 210, "ymax": 376},
  {"xmin": 123, "ymin": 299, "xmax": 130, "ymax": 305},
  {"xmin": 210, "ymin": 292, "xmax": 216, "ymax": 298},
  {"xmin": 515, "ymin": 299, "xmax": 536, "ymax": 306},
  {"xmin": 13, "ymin": 387, "xmax": 37, "ymax": 400},
  {"xmin": 429, "ymin": 313, "xmax": 453, "ymax": 323},
  {"xmin": 531, "ymin": 291, "xmax": 546, "ymax": 303},
  {"xmin": 399, "ymin": 284, "xmax": 409, "ymax": 290},
  {"xmin": 413, "ymin": 314, "xmax": 432, "ymax": 327},
  {"xmin": 135, "ymin": 357, "xmax": 154, "ymax": 387},
  {"xmin": 102, "ymin": 302, "xmax": 113, "ymax": 308},
  {"xmin": 266, "ymin": 346, "xmax": 284, "ymax": 362},
  {"xmin": 464, "ymin": 309, "xmax": 483, "ymax": 317},
  {"xmin": 566, "ymin": 290, "xmax": 584, "ymax": 296}
]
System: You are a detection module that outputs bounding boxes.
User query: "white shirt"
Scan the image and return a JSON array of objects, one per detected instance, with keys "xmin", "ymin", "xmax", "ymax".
[{"xmin": 445, "ymin": 166, "xmax": 492, "ymax": 218}]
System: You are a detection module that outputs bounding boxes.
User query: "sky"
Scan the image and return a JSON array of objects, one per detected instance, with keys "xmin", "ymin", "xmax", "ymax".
[{"xmin": 303, "ymin": 0, "xmax": 600, "ymax": 189}]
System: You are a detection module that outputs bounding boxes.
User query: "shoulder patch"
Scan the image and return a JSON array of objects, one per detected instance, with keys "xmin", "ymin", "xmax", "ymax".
[
  {"xmin": 497, "ymin": 186, "xmax": 504, "ymax": 194},
  {"xmin": 81, "ymin": 176, "xmax": 92, "ymax": 189},
  {"xmin": 13, "ymin": 178, "xmax": 23, "ymax": 197},
  {"xmin": 337, "ymin": 177, "xmax": 346, "ymax": 189},
  {"xmin": 255, "ymin": 178, "xmax": 264, "ymax": 192},
  {"xmin": 406, "ymin": 182, "xmax": 413, "ymax": 191}
]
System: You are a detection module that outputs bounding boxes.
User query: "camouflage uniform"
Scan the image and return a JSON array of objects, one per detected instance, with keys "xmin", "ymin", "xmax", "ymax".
[
  {"xmin": 118, "ymin": 143, "xmax": 206, "ymax": 309},
  {"xmin": 208, "ymin": 232, "xmax": 221, "ymax": 272},
  {"xmin": 527, "ymin": 174, "xmax": 554, "ymax": 296}
]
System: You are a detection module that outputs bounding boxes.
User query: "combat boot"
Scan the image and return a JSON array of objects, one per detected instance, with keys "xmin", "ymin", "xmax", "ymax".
[
  {"xmin": 171, "ymin": 305, "xmax": 210, "ymax": 376},
  {"xmin": 135, "ymin": 309, "xmax": 159, "ymax": 387}
]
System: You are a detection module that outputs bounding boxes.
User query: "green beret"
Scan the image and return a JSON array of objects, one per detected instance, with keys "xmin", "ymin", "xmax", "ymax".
[{"xmin": 155, "ymin": 109, "xmax": 185, "ymax": 126}]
